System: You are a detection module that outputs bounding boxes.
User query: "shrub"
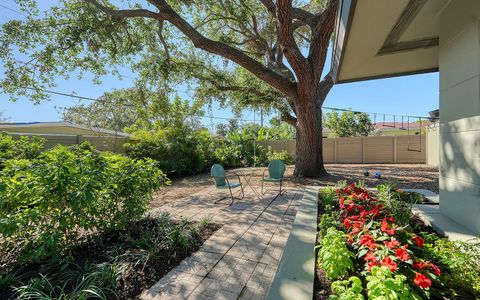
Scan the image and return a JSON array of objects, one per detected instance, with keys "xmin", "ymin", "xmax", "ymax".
[
  {"xmin": 0, "ymin": 133, "xmax": 44, "ymax": 167},
  {"xmin": 0, "ymin": 142, "xmax": 166, "ymax": 263},
  {"xmin": 219, "ymin": 128, "xmax": 268, "ymax": 167},
  {"xmin": 266, "ymin": 149, "xmax": 293, "ymax": 165},
  {"xmin": 125, "ymin": 128, "xmax": 216, "ymax": 175}
]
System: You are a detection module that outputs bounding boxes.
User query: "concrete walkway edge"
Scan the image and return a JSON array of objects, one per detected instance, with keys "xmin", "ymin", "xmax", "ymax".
[{"xmin": 266, "ymin": 186, "xmax": 319, "ymax": 300}]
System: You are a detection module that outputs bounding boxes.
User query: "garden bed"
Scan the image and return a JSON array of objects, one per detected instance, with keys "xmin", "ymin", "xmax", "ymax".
[
  {"xmin": 0, "ymin": 214, "xmax": 220, "ymax": 299},
  {"xmin": 314, "ymin": 182, "xmax": 480, "ymax": 300}
]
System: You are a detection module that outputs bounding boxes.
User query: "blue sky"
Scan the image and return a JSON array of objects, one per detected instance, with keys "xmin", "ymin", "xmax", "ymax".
[{"xmin": 0, "ymin": 1, "xmax": 439, "ymax": 127}]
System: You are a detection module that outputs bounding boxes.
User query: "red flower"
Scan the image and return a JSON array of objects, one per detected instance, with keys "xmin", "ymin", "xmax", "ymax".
[
  {"xmin": 364, "ymin": 252, "xmax": 377, "ymax": 262},
  {"xmin": 359, "ymin": 234, "xmax": 377, "ymax": 250},
  {"xmin": 339, "ymin": 197, "xmax": 345, "ymax": 209},
  {"xmin": 414, "ymin": 272, "xmax": 432, "ymax": 289},
  {"xmin": 412, "ymin": 236, "xmax": 424, "ymax": 248},
  {"xmin": 429, "ymin": 262, "xmax": 441, "ymax": 276},
  {"xmin": 357, "ymin": 191, "xmax": 370, "ymax": 200},
  {"xmin": 368, "ymin": 260, "xmax": 380, "ymax": 271},
  {"xmin": 381, "ymin": 218, "xmax": 396, "ymax": 235},
  {"xmin": 413, "ymin": 261, "xmax": 429, "ymax": 270},
  {"xmin": 384, "ymin": 239, "xmax": 400, "ymax": 250},
  {"xmin": 381, "ymin": 256, "xmax": 398, "ymax": 272},
  {"xmin": 343, "ymin": 217, "xmax": 352, "ymax": 229},
  {"xmin": 351, "ymin": 221, "xmax": 364, "ymax": 234},
  {"xmin": 395, "ymin": 245, "xmax": 410, "ymax": 261}
]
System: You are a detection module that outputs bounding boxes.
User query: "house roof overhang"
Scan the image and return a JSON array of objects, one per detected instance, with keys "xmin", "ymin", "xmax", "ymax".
[{"xmin": 332, "ymin": 0, "xmax": 449, "ymax": 84}]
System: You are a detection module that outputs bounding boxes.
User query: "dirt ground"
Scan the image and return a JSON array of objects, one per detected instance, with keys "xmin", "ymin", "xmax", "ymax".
[{"xmin": 149, "ymin": 164, "xmax": 439, "ymax": 209}]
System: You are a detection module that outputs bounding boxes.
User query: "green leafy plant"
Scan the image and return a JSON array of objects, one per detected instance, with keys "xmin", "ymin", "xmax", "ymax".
[
  {"xmin": 266, "ymin": 149, "xmax": 293, "ymax": 165},
  {"xmin": 366, "ymin": 266, "xmax": 421, "ymax": 300},
  {"xmin": 0, "ymin": 133, "xmax": 45, "ymax": 168},
  {"xmin": 1, "ymin": 213, "xmax": 217, "ymax": 299},
  {"xmin": 125, "ymin": 127, "xmax": 215, "ymax": 175},
  {"xmin": 198, "ymin": 217, "xmax": 213, "ymax": 231},
  {"xmin": 425, "ymin": 239, "xmax": 480, "ymax": 297},
  {"xmin": 317, "ymin": 211, "xmax": 341, "ymax": 238},
  {"xmin": 329, "ymin": 276, "xmax": 364, "ymax": 300},
  {"xmin": 0, "ymin": 142, "xmax": 166, "ymax": 263},
  {"xmin": 377, "ymin": 182, "xmax": 416, "ymax": 226},
  {"xmin": 317, "ymin": 227, "xmax": 355, "ymax": 280},
  {"xmin": 320, "ymin": 186, "xmax": 337, "ymax": 206},
  {"xmin": 0, "ymin": 270, "xmax": 22, "ymax": 291}
]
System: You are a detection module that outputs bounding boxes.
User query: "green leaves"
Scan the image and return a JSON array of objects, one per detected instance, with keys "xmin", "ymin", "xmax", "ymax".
[
  {"xmin": 0, "ymin": 142, "xmax": 166, "ymax": 263},
  {"xmin": 329, "ymin": 276, "xmax": 364, "ymax": 300},
  {"xmin": 317, "ymin": 227, "xmax": 355, "ymax": 280},
  {"xmin": 366, "ymin": 266, "xmax": 421, "ymax": 300},
  {"xmin": 0, "ymin": 133, "xmax": 45, "ymax": 166},
  {"xmin": 324, "ymin": 111, "xmax": 375, "ymax": 138}
]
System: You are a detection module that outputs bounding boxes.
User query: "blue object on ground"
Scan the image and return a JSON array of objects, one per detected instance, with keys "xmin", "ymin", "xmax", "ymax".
[{"xmin": 373, "ymin": 171, "xmax": 382, "ymax": 179}]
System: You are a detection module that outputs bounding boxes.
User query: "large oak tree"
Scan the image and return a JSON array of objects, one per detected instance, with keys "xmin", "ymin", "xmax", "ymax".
[{"xmin": 0, "ymin": 0, "xmax": 338, "ymax": 177}]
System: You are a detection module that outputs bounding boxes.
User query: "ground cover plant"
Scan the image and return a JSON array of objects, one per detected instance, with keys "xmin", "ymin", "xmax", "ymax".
[
  {"xmin": 315, "ymin": 182, "xmax": 480, "ymax": 300},
  {"xmin": 0, "ymin": 214, "xmax": 219, "ymax": 299}
]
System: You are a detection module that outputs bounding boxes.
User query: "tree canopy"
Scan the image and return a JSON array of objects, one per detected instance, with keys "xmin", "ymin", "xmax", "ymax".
[
  {"xmin": 0, "ymin": 0, "xmax": 339, "ymax": 177},
  {"xmin": 61, "ymin": 87, "xmax": 203, "ymax": 132},
  {"xmin": 1, "ymin": 0, "xmax": 335, "ymax": 121},
  {"xmin": 324, "ymin": 111, "xmax": 375, "ymax": 137}
]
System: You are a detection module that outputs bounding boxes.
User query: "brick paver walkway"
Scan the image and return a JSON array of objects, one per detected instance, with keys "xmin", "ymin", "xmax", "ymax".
[{"xmin": 140, "ymin": 185, "xmax": 301, "ymax": 300}]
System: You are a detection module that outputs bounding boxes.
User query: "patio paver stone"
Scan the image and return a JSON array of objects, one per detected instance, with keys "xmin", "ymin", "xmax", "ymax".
[{"xmin": 142, "ymin": 185, "xmax": 301, "ymax": 300}]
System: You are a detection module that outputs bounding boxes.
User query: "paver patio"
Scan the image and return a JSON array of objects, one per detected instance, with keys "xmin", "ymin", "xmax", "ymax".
[{"xmin": 141, "ymin": 184, "xmax": 302, "ymax": 300}]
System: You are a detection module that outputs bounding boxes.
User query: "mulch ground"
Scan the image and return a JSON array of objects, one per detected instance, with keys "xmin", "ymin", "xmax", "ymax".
[
  {"xmin": 149, "ymin": 164, "xmax": 439, "ymax": 209},
  {"xmin": 0, "ymin": 220, "xmax": 221, "ymax": 300}
]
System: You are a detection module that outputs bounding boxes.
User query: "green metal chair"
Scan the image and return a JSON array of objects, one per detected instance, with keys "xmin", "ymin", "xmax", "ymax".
[
  {"xmin": 210, "ymin": 164, "xmax": 244, "ymax": 205},
  {"xmin": 261, "ymin": 160, "xmax": 286, "ymax": 197}
]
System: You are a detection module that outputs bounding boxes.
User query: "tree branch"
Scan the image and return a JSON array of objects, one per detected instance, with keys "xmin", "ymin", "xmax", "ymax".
[
  {"xmin": 84, "ymin": 0, "xmax": 298, "ymax": 99},
  {"xmin": 83, "ymin": 0, "xmax": 159, "ymax": 19},
  {"xmin": 276, "ymin": 0, "xmax": 307, "ymax": 79},
  {"xmin": 157, "ymin": 20, "xmax": 170, "ymax": 61},
  {"xmin": 260, "ymin": 0, "xmax": 314, "ymax": 26},
  {"xmin": 308, "ymin": 0, "xmax": 338, "ymax": 83},
  {"xmin": 280, "ymin": 111, "xmax": 297, "ymax": 126},
  {"xmin": 317, "ymin": 71, "xmax": 334, "ymax": 105}
]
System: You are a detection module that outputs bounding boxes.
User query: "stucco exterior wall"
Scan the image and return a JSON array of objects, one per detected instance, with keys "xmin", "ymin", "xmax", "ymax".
[
  {"xmin": 426, "ymin": 125, "xmax": 439, "ymax": 167},
  {"xmin": 439, "ymin": 1, "xmax": 480, "ymax": 234}
]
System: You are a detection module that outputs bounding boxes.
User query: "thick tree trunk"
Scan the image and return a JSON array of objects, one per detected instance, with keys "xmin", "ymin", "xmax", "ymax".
[{"xmin": 294, "ymin": 93, "xmax": 327, "ymax": 177}]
